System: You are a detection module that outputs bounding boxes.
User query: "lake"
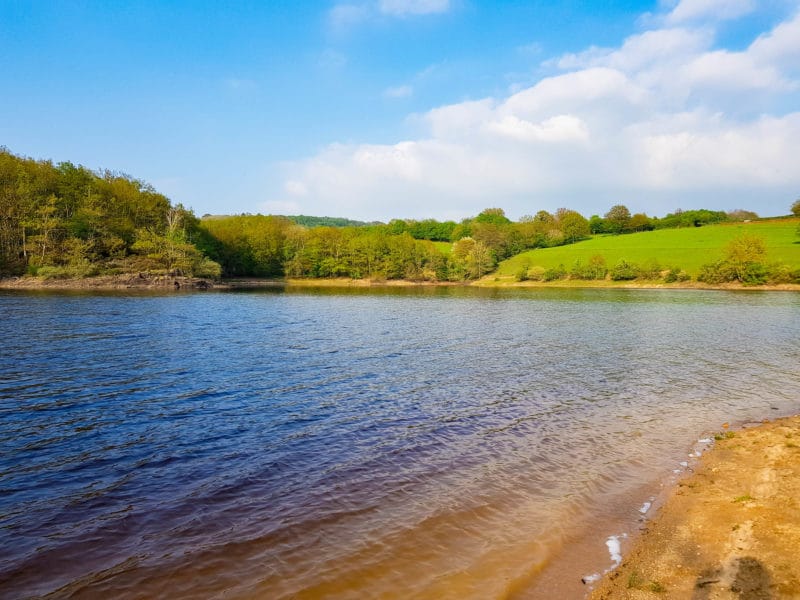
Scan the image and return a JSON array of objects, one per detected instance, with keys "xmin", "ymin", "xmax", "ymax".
[{"xmin": 1, "ymin": 286, "xmax": 798, "ymax": 599}]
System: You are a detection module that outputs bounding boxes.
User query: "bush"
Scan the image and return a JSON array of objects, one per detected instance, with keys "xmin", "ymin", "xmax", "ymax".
[
  {"xmin": 36, "ymin": 265, "xmax": 71, "ymax": 280},
  {"xmin": 697, "ymin": 260, "xmax": 736, "ymax": 284},
  {"xmin": 570, "ymin": 255, "xmax": 607, "ymax": 280},
  {"xmin": 193, "ymin": 258, "xmax": 223, "ymax": 279},
  {"xmin": 637, "ymin": 258, "xmax": 662, "ymax": 280},
  {"xmin": 664, "ymin": 267, "xmax": 690, "ymax": 283},
  {"xmin": 542, "ymin": 264, "xmax": 567, "ymax": 281},
  {"xmin": 697, "ymin": 257, "xmax": 769, "ymax": 285},
  {"xmin": 766, "ymin": 263, "xmax": 794, "ymax": 284},
  {"xmin": 526, "ymin": 266, "xmax": 546, "ymax": 281},
  {"xmin": 610, "ymin": 259, "xmax": 638, "ymax": 281},
  {"xmin": 740, "ymin": 262, "xmax": 768, "ymax": 286}
]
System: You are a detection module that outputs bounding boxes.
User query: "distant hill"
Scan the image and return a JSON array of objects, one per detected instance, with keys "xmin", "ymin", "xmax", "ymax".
[
  {"xmin": 285, "ymin": 215, "xmax": 374, "ymax": 228},
  {"xmin": 496, "ymin": 219, "xmax": 800, "ymax": 279},
  {"xmin": 201, "ymin": 214, "xmax": 373, "ymax": 228}
]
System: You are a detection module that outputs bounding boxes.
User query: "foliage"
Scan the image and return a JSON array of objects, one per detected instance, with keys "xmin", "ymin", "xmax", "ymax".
[
  {"xmin": 474, "ymin": 207, "xmax": 511, "ymax": 226},
  {"xmin": 629, "ymin": 213, "xmax": 654, "ymax": 232},
  {"xmin": 556, "ymin": 208, "xmax": 591, "ymax": 243},
  {"xmin": 541, "ymin": 264, "xmax": 567, "ymax": 281},
  {"xmin": 792, "ymin": 199, "xmax": 800, "ymax": 217},
  {"xmin": 637, "ymin": 258, "xmax": 662, "ymax": 279},
  {"xmin": 0, "ymin": 148, "xmax": 220, "ymax": 278},
  {"xmin": 663, "ymin": 267, "xmax": 690, "ymax": 283},
  {"xmin": 604, "ymin": 204, "xmax": 632, "ymax": 234},
  {"xmin": 286, "ymin": 215, "xmax": 369, "ymax": 228},
  {"xmin": 727, "ymin": 209, "xmax": 759, "ymax": 222},
  {"xmin": 496, "ymin": 221, "xmax": 800, "ymax": 280},
  {"xmin": 654, "ymin": 208, "xmax": 728, "ymax": 229},
  {"xmin": 570, "ymin": 255, "xmax": 607, "ymax": 280},
  {"xmin": 696, "ymin": 234, "xmax": 772, "ymax": 285},
  {"xmin": 588, "ymin": 215, "xmax": 605, "ymax": 234},
  {"xmin": 610, "ymin": 259, "xmax": 639, "ymax": 280},
  {"xmin": 387, "ymin": 218, "xmax": 456, "ymax": 241}
]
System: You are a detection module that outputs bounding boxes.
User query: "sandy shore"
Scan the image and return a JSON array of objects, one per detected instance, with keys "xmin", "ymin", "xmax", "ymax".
[
  {"xmin": 590, "ymin": 416, "xmax": 800, "ymax": 599},
  {"xmin": 2, "ymin": 274, "xmax": 799, "ymax": 292},
  {"xmin": 0, "ymin": 273, "xmax": 220, "ymax": 290}
]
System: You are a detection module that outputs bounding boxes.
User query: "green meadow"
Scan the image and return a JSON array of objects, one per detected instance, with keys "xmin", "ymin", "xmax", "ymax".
[{"xmin": 496, "ymin": 219, "xmax": 800, "ymax": 278}]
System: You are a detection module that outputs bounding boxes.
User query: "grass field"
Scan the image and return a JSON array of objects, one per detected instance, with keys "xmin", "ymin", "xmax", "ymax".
[
  {"xmin": 433, "ymin": 241, "xmax": 452, "ymax": 255},
  {"xmin": 496, "ymin": 219, "xmax": 800, "ymax": 278}
]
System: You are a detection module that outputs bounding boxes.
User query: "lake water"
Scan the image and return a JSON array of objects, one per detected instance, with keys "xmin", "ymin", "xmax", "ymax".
[{"xmin": 1, "ymin": 287, "xmax": 798, "ymax": 599}]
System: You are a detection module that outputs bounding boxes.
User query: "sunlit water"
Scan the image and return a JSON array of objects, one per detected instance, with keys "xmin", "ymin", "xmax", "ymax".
[{"xmin": 1, "ymin": 287, "xmax": 798, "ymax": 599}]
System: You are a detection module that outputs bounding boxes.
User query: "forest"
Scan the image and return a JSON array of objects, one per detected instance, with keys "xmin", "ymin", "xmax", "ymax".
[{"xmin": 0, "ymin": 148, "xmax": 786, "ymax": 283}]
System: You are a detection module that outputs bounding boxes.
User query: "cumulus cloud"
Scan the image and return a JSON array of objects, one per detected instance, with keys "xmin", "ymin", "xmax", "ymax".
[{"xmin": 280, "ymin": 3, "xmax": 800, "ymax": 220}]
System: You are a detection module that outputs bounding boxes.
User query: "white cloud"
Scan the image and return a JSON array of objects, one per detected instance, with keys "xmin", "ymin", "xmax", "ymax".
[
  {"xmin": 383, "ymin": 84, "xmax": 414, "ymax": 98},
  {"xmin": 277, "ymin": 4, "xmax": 800, "ymax": 221},
  {"xmin": 665, "ymin": 0, "xmax": 755, "ymax": 24},
  {"xmin": 681, "ymin": 49, "xmax": 793, "ymax": 91},
  {"xmin": 378, "ymin": 0, "xmax": 450, "ymax": 16},
  {"xmin": 484, "ymin": 115, "xmax": 590, "ymax": 144},
  {"xmin": 749, "ymin": 10, "xmax": 800, "ymax": 67}
]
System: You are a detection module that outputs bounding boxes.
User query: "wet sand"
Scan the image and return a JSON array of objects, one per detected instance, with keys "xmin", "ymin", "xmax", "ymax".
[{"xmin": 590, "ymin": 416, "xmax": 800, "ymax": 599}]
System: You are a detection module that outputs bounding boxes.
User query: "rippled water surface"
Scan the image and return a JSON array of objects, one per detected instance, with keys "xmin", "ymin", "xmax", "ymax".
[{"xmin": 1, "ymin": 287, "xmax": 798, "ymax": 599}]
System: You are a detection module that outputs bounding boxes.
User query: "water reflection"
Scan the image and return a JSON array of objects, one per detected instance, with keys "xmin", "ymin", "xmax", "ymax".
[{"xmin": 0, "ymin": 288, "xmax": 798, "ymax": 598}]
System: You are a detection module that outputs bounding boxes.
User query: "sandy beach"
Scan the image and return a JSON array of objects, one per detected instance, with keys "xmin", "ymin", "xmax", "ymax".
[{"xmin": 590, "ymin": 416, "xmax": 800, "ymax": 599}]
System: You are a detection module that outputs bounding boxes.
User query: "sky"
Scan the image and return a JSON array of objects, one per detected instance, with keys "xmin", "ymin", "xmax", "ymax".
[{"xmin": 1, "ymin": 0, "xmax": 799, "ymax": 222}]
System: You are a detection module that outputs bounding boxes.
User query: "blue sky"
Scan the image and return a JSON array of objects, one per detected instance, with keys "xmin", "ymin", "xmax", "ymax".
[{"xmin": 2, "ymin": 0, "xmax": 799, "ymax": 221}]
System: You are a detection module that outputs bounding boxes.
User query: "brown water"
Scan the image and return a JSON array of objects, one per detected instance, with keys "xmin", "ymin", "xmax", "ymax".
[{"xmin": 1, "ymin": 287, "xmax": 798, "ymax": 599}]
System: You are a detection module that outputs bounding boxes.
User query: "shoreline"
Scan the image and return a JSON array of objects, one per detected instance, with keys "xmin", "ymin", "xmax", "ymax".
[
  {"xmin": 1, "ymin": 274, "xmax": 799, "ymax": 292},
  {"xmin": 588, "ymin": 415, "xmax": 800, "ymax": 599}
]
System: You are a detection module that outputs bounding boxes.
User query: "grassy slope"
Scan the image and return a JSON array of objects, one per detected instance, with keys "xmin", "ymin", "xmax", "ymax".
[
  {"xmin": 433, "ymin": 241, "xmax": 452, "ymax": 255},
  {"xmin": 497, "ymin": 219, "xmax": 800, "ymax": 278}
]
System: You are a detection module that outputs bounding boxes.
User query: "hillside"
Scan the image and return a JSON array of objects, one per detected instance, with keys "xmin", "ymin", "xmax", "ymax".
[{"xmin": 496, "ymin": 220, "xmax": 800, "ymax": 280}]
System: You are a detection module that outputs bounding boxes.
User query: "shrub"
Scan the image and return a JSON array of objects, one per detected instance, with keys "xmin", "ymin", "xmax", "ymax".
[
  {"xmin": 697, "ymin": 260, "xmax": 736, "ymax": 284},
  {"xmin": 36, "ymin": 265, "xmax": 71, "ymax": 280},
  {"xmin": 610, "ymin": 259, "xmax": 638, "ymax": 281},
  {"xmin": 526, "ymin": 266, "xmax": 546, "ymax": 281},
  {"xmin": 193, "ymin": 258, "xmax": 223, "ymax": 279},
  {"xmin": 570, "ymin": 255, "xmax": 607, "ymax": 280},
  {"xmin": 740, "ymin": 262, "xmax": 768, "ymax": 286},
  {"xmin": 542, "ymin": 264, "xmax": 567, "ymax": 281},
  {"xmin": 664, "ymin": 267, "xmax": 690, "ymax": 283},
  {"xmin": 637, "ymin": 258, "xmax": 662, "ymax": 279},
  {"xmin": 766, "ymin": 263, "xmax": 800, "ymax": 284}
]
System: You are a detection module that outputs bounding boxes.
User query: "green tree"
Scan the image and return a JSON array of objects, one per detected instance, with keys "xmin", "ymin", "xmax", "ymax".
[
  {"xmin": 604, "ymin": 204, "xmax": 631, "ymax": 234},
  {"xmin": 474, "ymin": 207, "xmax": 511, "ymax": 226},
  {"xmin": 629, "ymin": 213, "xmax": 653, "ymax": 232},
  {"xmin": 555, "ymin": 209, "xmax": 590, "ymax": 243},
  {"xmin": 588, "ymin": 215, "xmax": 605, "ymax": 234},
  {"xmin": 791, "ymin": 199, "xmax": 800, "ymax": 217},
  {"xmin": 725, "ymin": 233, "xmax": 767, "ymax": 283}
]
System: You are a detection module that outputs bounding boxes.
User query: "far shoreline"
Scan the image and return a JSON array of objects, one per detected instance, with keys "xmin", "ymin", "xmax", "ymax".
[{"xmin": 2, "ymin": 273, "xmax": 800, "ymax": 293}]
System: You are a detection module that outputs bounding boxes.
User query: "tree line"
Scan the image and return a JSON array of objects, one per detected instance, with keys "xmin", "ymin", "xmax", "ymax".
[
  {"xmin": 0, "ymin": 148, "xmax": 221, "ymax": 279},
  {"xmin": 197, "ymin": 207, "xmax": 593, "ymax": 281},
  {"xmin": 1, "ymin": 148, "xmax": 794, "ymax": 283}
]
